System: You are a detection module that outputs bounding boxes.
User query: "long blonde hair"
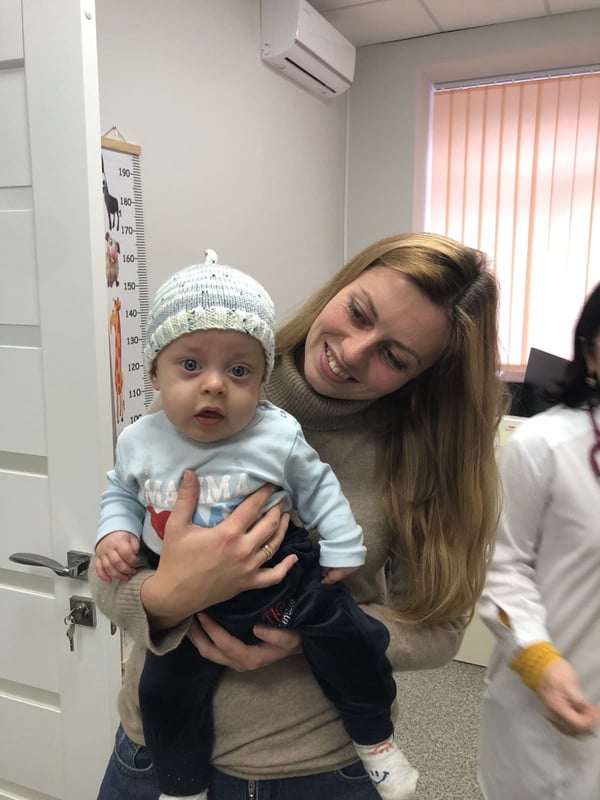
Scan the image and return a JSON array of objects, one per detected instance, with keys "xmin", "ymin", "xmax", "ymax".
[{"xmin": 277, "ymin": 233, "xmax": 509, "ymax": 625}]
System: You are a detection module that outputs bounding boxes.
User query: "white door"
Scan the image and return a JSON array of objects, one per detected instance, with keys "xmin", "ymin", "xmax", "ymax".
[{"xmin": 0, "ymin": 1, "xmax": 121, "ymax": 798}]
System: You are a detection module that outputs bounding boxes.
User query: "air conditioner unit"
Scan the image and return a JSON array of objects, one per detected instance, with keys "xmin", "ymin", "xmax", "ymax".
[{"xmin": 261, "ymin": 0, "xmax": 356, "ymax": 98}]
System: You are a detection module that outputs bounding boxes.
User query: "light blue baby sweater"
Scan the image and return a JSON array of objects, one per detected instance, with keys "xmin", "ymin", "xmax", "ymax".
[{"xmin": 96, "ymin": 401, "xmax": 365, "ymax": 568}]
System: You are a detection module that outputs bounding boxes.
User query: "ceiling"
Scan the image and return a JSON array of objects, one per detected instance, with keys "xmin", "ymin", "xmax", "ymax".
[{"xmin": 310, "ymin": 0, "xmax": 600, "ymax": 47}]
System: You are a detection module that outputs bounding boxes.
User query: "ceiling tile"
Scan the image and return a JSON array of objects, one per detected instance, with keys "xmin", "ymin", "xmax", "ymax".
[
  {"xmin": 548, "ymin": 0, "xmax": 600, "ymax": 11},
  {"xmin": 311, "ymin": 0, "xmax": 379, "ymax": 11},
  {"xmin": 309, "ymin": 0, "xmax": 600, "ymax": 46},
  {"xmin": 423, "ymin": 0, "xmax": 549, "ymax": 31},
  {"xmin": 320, "ymin": 0, "xmax": 441, "ymax": 46}
]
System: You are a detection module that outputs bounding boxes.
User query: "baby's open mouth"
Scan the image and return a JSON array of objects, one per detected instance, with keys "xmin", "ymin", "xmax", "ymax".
[{"xmin": 196, "ymin": 409, "xmax": 224, "ymax": 421}]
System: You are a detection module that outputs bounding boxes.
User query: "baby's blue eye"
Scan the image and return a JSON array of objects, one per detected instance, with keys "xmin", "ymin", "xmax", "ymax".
[
  {"xmin": 230, "ymin": 365, "xmax": 249, "ymax": 378},
  {"xmin": 181, "ymin": 359, "xmax": 199, "ymax": 372}
]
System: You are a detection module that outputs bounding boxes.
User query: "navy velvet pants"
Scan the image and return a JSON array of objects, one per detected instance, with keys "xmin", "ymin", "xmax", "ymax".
[{"xmin": 139, "ymin": 524, "xmax": 396, "ymax": 796}]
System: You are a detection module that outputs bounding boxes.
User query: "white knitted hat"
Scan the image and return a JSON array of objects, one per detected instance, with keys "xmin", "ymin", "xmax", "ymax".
[{"xmin": 144, "ymin": 250, "xmax": 275, "ymax": 380}]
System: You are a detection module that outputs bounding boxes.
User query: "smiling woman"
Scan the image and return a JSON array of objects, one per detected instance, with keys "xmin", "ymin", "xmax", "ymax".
[
  {"xmin": 275, "ymin": 232, "xmax": 508, "ymax": 625},
  {"xmin": 303, "ymin": 267, "xmax": 450, "ymax": 400},
  {"xmin": 91, "ymin": 231, "xmax": 508, "ymax": 800}
]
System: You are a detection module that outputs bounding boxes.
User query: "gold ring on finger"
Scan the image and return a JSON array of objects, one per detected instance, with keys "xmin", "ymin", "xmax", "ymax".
[{"xmin": 261, "ymin": 543, "xmax": 274, "ymax": 561}]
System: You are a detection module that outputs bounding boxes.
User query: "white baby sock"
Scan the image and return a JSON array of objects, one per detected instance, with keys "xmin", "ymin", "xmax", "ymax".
[
  {"xmin": 353, "ymin": 738, "xmax": 418, "ymax": 800},
  {"xmin": 159, "ymin": 792, "xmax": 207, "ymax": 800}
]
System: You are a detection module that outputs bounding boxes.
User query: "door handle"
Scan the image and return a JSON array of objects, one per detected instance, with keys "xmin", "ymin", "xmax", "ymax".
[{"xmin": 9, "ymin": 550, "xmax": 91, "ymax": 580}]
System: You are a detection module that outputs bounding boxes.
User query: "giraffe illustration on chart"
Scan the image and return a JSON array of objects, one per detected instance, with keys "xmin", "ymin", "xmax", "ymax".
[{"xmin": 109, "ymin": 297, "xmax": 125, "ymax": 423}]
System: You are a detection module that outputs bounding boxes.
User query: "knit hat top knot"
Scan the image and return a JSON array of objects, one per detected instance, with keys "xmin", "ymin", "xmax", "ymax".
[{"xmin": 144, "ymin": 250, "xmax": 275, "ymax": 380}]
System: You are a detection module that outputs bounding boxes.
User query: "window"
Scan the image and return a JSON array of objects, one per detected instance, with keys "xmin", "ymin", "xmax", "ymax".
[{"xmin": 427, "ymin": 72, "xmax": 600, "ymax": 369}]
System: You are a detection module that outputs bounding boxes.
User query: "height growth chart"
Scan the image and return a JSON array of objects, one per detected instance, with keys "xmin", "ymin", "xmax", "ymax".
[{"xmin": 101, "ymin": 135, "xmax": 153, "ymax": 438}]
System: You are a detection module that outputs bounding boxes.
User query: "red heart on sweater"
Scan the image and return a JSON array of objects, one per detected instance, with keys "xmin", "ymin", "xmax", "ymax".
[{"xmin": 147, "ymin": 506, "xmax": 171, "ymax": 540}]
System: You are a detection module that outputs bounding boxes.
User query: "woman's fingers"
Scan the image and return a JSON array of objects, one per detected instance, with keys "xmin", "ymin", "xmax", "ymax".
[
  {"xmin": 228, "ymin": 483, "xmax": 277, "ymax": 531},
  {"xmin": 259, "ymin": 511, "xmax": 282, "ymax": 550},
  {"xmin": 265, "ymin": 507, "xmax": 290, "ymax": 548},
  {"xmin": 191, "ymin": 614, "xmax": 259, "ymax": 670},
  {"xmin": 253, "ymin": 553, "xmax": 298, "ymax": 589},
  {"xmin": 163, "ymin": 470, "xmax": 200, "ymax": 536},
  {"xmin": 247, "ymin": 511, "xmax": 297, "ymax": 588},
  {"xmin": 252, "ymin": 624, "xmax": 302, "ymax": 654},
  {"xmin": 191, "ymin": 613, "xmax": 302, "ymax": 671},
  {"xmin": 187, "ymin": 617, "xmax": 218, "ymax": 658},
  {"xmin": 248, "ymin": 507, "xmax": 289, "ymax": 563}
]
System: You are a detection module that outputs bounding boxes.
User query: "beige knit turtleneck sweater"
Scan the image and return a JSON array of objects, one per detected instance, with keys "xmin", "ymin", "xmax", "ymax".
[{"xmin": 90, "ymin": 352, "xmax": 464, "ymax": 780}]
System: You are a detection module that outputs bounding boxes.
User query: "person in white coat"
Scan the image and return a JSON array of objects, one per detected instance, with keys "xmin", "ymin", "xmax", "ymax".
[{"xmin": 477, "ymin": 283, "xmax": 600, "ymax": 800}]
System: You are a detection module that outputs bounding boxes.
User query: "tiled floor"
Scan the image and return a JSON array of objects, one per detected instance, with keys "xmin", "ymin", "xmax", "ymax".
[{"xmin": 394, "ymin": 660, "xmax": 485, "ymax": 800}]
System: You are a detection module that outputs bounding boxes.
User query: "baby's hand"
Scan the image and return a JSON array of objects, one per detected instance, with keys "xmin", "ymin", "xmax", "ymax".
[
  {"xmin": 321, "ymin": 566, "xmax": 359, "ymax": 585},
  {"xmin": 94, "ymin": 530, "xmax": 140, "ymax": 583}
]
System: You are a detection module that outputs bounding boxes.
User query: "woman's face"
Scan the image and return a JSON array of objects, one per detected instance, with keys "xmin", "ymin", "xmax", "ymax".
[{"xmin": 303, "ymin": 266, "xmax": 450, "ymax": 401}]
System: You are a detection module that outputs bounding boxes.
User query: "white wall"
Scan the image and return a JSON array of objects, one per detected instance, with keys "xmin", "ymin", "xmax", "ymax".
[
  {"xmin": 95, "ymin": 0, "xmax": 348, "ymax": 322},
  {"xmin": 95, "ymin": 4, "xmax": 600, "ymax": 297},
  {"xmin": 346, "ymin": 8, "xmax": 600, "ymax": 256}
]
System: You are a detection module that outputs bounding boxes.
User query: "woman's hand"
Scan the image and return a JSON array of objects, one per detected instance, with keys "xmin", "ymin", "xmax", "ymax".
[
  {"xmin": 538, "ymin": 658, "xmax": 600, "ymax": 736},
  {"xmin": 140, "ymin": 471, "xmax": 296, "ymax": 630},
  {"xmin": 188, "ymin": 612, "xmax": 302, "ymax": 671}
]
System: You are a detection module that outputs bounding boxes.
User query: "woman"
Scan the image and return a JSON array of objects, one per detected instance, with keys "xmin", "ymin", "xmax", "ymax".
[
  {"xmin": 92, "ymin": 232, "xmax": 507, "ymax": 799},
  {"xmin": 477, "ymin": 284, "xmax": 600, "ymax": 800}
]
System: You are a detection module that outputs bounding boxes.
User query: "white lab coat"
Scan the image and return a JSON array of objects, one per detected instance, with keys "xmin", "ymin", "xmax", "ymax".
[{"xmin": 477, "ymin": 404, "xmax": 600, "ymax": 800}]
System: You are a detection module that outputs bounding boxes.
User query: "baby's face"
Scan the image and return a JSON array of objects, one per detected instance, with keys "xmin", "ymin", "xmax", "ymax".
[{"xmin": 151, "ymin": 329, "xmax": 265, "ymax": 444}]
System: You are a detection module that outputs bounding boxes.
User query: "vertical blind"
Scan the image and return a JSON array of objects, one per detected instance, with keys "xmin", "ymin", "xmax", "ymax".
[{"xmin": 428, "ymin": 73, "xmax": 600, "ymax": 368}]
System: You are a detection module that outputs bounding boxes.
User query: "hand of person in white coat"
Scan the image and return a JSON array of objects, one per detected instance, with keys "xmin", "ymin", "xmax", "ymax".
[{"xmin": 538, "ymin": 658, "xmax": 600, "ymax": 736}]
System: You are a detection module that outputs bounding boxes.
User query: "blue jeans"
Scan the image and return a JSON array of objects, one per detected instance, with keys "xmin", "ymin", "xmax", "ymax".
[{"xmin": 97, "ymin": 725, "xmax": 380, "ymax": 799}]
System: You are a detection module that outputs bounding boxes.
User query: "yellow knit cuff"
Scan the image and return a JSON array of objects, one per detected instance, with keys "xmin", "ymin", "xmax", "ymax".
[{"xmin": 510, "ymin": 641, "xmax": 562, "ymax": 691}]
